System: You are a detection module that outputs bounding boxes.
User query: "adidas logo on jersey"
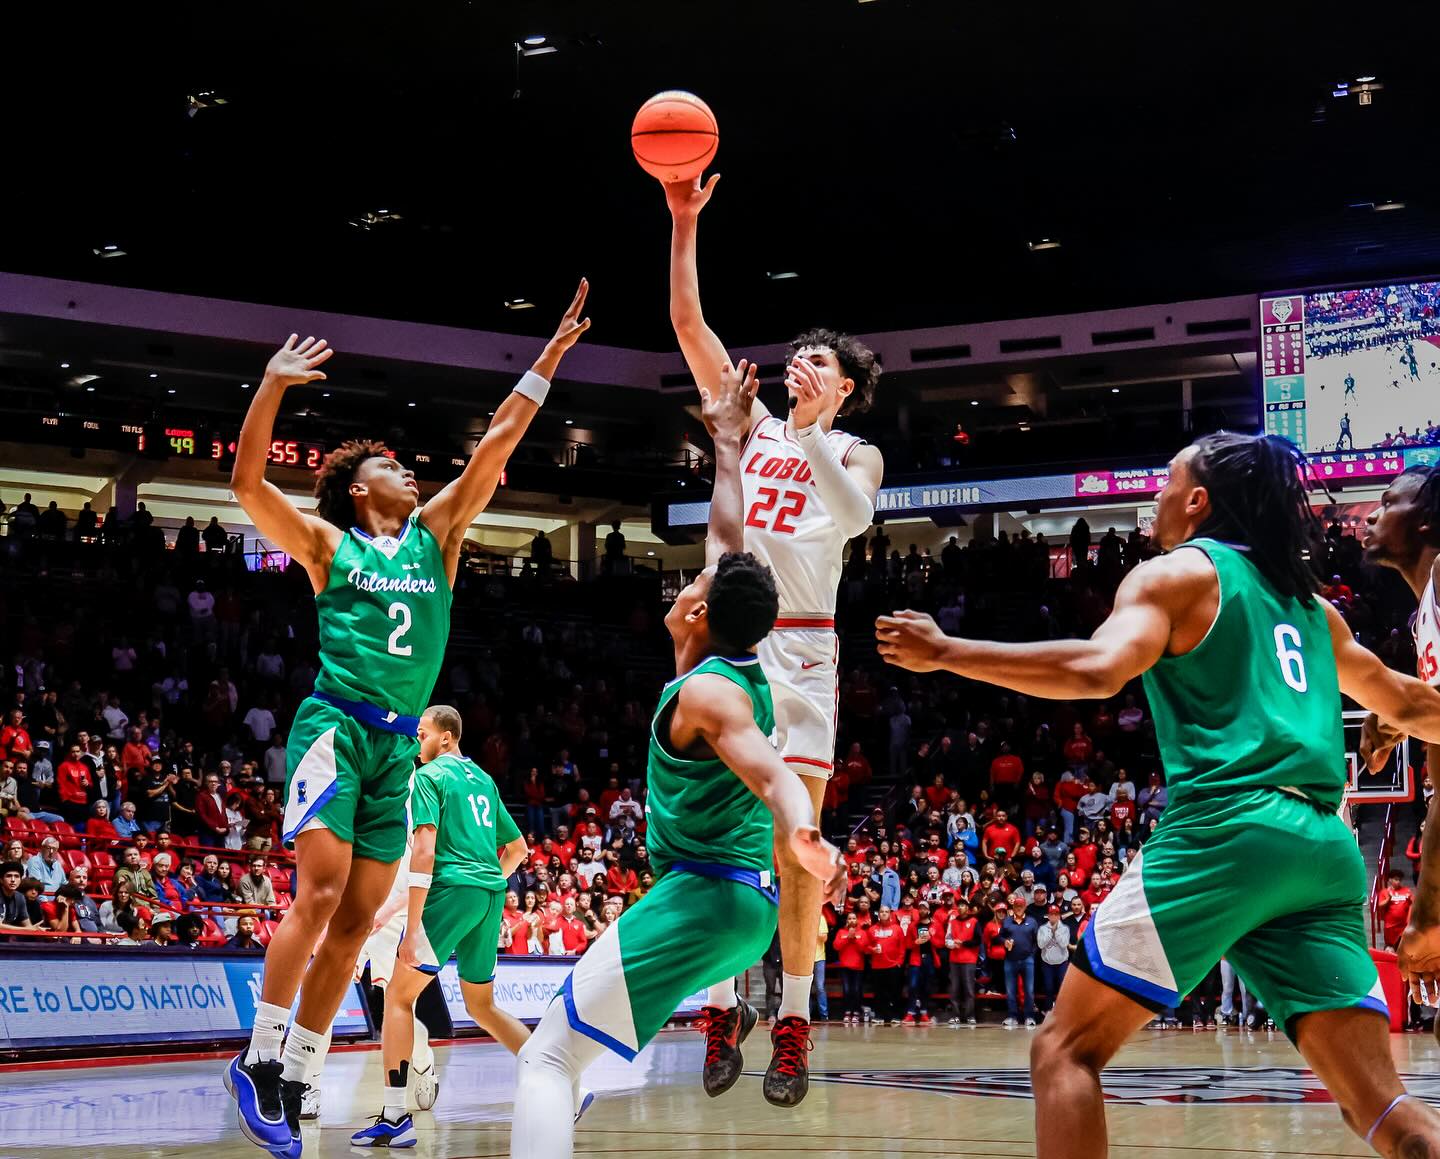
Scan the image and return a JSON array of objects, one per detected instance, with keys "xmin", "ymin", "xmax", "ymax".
[{"xmin": 346, "ymin": 566, "xmax": 438, "ymax": 595}]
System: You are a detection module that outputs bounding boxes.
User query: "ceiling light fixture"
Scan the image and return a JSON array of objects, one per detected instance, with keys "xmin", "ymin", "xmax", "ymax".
[
  {"xmin": 407, "ymin": 401, "xmax": 416, "ymax": 407},
  {"xmin": 322, "ymin": 391, "xmax": 331, "ymax": 398},
  {"xmin": 1356, "ymin": 75, "xmax": 1377, "ymax": 83},
  {"xmin": 241, "ymin": 383, "xmax": 250, "ymax": 389},
  {"xmin": 85, "ymin": 386, "xmax": 95, "ymax": 392},
  {"xmin": 565, "ymin": 419, "xmax": 574, "ymax": 426},
  {"xmin": 347, "ymin": 208, "xmax": 404, "ymax": 231},
  {"xmin": 1111, "ymin": 387, "xmax": 1120, "ymax": 393},
  {"xmin": 504, "ymin": 298, "xmax": 535, "ymax": 310},
  {"xmin": 167, "ymin": 388, "xmax": 176, "ymax": 394},
  {"xmin": 149, "ymin": 373, "xmax": 159, "ymax": 379},
  {"xmin": 518, "ymin": 39, "xmax": 558, "ymax": 57},
  {"xmin": 767, "ymin": 271, "xmax": 799, "ymax": 281},
  {"xmin": 59, "ymin": 362, "xmax": 69, "ymax": 369},
  {"xmin": 524, "ymin": 35, "xmax": 547, "ymax": 46},
  {"xmin": 1027, "ymin": 239, "xmax": 1061, "ymax": 252},
  {"xmin": 1375, "ymin": 200, "xmax": 1406, "ymax": 212},
  {"xmin": 93, "ymin": 244, "xmax": 126, "ymax": 258},
  {"xmin": 969, "ymin": 400, "xmax": 979, "ymax": 406},
  {"xmin": 646, "ymin": 550, "xmax": 656, "ymax": 557}
]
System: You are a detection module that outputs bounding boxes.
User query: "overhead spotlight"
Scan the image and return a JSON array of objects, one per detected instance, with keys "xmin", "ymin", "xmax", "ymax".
[
  {"xmin": 347, "ymin": 208, "xmax": 404, "ymax": 231},
  {"xmin": 1356, "ymin": 75, "xmax": 1378, "ymax": 83},
  {"xmin": 1111, "ymin": 387, "xmax": 1120, "ymax": 393},
  {"xmin": 85, "ymin": 386, "xmax": 95, "ymax": 392},
  {"xmin": 186, "ymin": 91, "xmax": 229, "ymax": 118},
  {"xmin": 1027, "ymin": 239, "xmax": 1061, "ymax": 252},
  {"xmin": 241, "ymin": 383, "xmax": 250, "ymax": 389},
  {"xmin": 149, "ymin": 373, "xmax": 159, "ymax": 379},
  {"xmin": 646, "ymin": 550, "xmax": 656, "ymax": 557},
  {"xmin": 407, "ymin": 401, "xmax": 417, "ymax": 408},
  {"xmin": 565, "ymin": 418, "xmax": 574, "ymax": 425},
  {"xmin": 167, "ymin": 388, "xmax": 177, "ymax": 395},
  {"xmin": 1375, "ymin": 200, "xmax": 1406, "ymax": 212},
  {"xmin": 767, "ymin": 270, "xmax": 799, "ymax": 280},
  {"xmin": 93, "ymin": 243, "xmax": 126, "ymax": 258},
  {"xmin": 322, "ymin": 391, "xmax": 331, "ymax": 398},
  {"xmin": 524, "ymin": 35, "xmax": 547, "ymax": 46},
  {"xmin": 504, "ymin": 298, "xmax": 535, "ymax": 310},
  {"xmin": 59, "ymin": 362, "xmax": 69, "ymax": 369},
  {"xmin": 517, "ymin": 39, "xmax": 558, "ymax": 57},
  {"xmin": 969, "ymin": 400, "xmax": 979, "ymax": 406}
]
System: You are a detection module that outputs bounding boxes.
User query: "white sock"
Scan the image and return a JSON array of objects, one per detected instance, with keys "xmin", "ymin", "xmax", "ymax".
[
  {"xmin": 511, "ymin": 1004, "xmax": 605, "ymax": 1159},
  {"xmin": 280, "ymin": 1022, "xmax": 329, "ymax": 1085},
  {"xmin": 382, "ymin": 1084, "xmax": 407, "ymax": 1122},
  {"xmin": 246, "ymin": 1000, "xmax": 290, "ymax": 1065},
  {"xmin": 778, "ymin": 972, "xmax": 812, "ymax": 1022},
  {"xmin": 705, "ymin": 977, "xmax": 737, "ymax": 1010},
  {"xmin": 412, "ymin": 1012, "xmax": 434, "ymax": 1072}
]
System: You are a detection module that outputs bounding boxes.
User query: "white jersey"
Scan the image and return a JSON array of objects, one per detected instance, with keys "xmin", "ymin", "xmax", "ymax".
[
  {"xmin": 1414, "ymin": 574, "xmax": 1440, "ymax": 685},
  {"xmin": 739, "ymin": 412, "xmax": 866, "ymax": 618}
]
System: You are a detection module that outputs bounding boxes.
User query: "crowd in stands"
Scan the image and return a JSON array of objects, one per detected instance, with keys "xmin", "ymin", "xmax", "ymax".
[{"xmin": 0, "ymin": 496, "xmax": 1422, "ymax": 1028}]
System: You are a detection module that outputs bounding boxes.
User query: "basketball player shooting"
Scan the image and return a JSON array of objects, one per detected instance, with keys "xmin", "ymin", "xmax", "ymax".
[
  {"xmin": 878, "ymin": 433, "xmax": 1440, "ymax": 1158},
  {"xmin": 665, "ymin": 173, "xmax": 884, "ymax": 1106}
]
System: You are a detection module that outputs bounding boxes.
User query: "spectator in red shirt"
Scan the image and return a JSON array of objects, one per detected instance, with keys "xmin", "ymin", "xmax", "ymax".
[
  {"xmin": 1079, "ymin": 872, "xmax": 1110, "ymax": 912},
  {"xmin": 603, "ymin": 860, "xmax": 638, "ymax": 898},
  {"xmin": 557, "ymin": 897, "xmax": 589, "ymax": 955},
  {"xmin": 1407, "ymin": 822, "xmax": 1424, "ymax": 884},
  {"xmin": 945, "ymin": 900, "xmax": 981, "ymax": 1024},
  {"xmin": 1022, "ymin": 771, "xmax": 1052, "ymax": 837},
  {"xmin": 120, "ymin": 727, "xmax": 150, "ymax": 780},
  {"xmin": 1110, "ymin": 786, "xmax": 1136, "ymax": 830},
  {"xmin": 840, "ymin": 742, "xmax": 872, "ymax": 790},
  {"xmin": 0, "ymin": 710, "xmax": 32, "ymax": 762},
  {"xmin": 521, "ymin": 768, "xmax": 548, "ymax": 837},
  {"xmin": 1053, "ymin": 771, "xmax": 1085, "ymax": 843},
  {"xmin": 832, "ymin": 911, "xmax": 873, "ymax": 1023},
  {"xmin": 921, "ymin": 832, "xmax": 949, "ymax": 870},
  {"xmin": 989, "ymin": 743, "xmax": 1024, "ymax": 794},
  {"xmin": 982, "ymin": 809, "xmax": 1022, "ymax": 861},
  {"xmin": 867, "ymin": 906, "xmax": 908, "ymax": 1024},
  {"xmin": 1378, "ymin": 870, "xmax": 1414, "ymax": 951},
  {"xmin": 1070, "ymin": 829, "xmax": 1098, "ymax": 883},
  {"xmin": 551, "ymin": 825, "xmax": 577, "ymax": 868},
  {"xmin": 55, "ymin": 744, "xmax": 94, "ymax": 826},
  {"xmin": 86, "ymin": 800, "xmax": 120, "ymax": 844},
  {"xmin": 924, "ymin": 773, "xmax": 951, "ymax": 812},
  {"xmin": 1063, "ymin": 723, "xmax": 1093, "ymax": 768}
]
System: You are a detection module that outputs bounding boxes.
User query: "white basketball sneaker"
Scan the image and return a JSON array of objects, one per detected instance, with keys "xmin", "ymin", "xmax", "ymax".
[{"xmin": 412, "ymin": 1063, "xmax": 439, "ymax": 1111}]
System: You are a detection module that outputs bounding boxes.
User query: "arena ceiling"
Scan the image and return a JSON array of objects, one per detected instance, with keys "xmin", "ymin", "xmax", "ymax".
[{"xmin": 4, "ymin": 2, "xmax": 1438, "ymax": 355}]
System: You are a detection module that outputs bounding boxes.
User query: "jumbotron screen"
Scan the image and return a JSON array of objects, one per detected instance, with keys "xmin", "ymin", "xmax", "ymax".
[{"xmin": 1261, "ymin": 281, "xmax": 1440, "ymax": 454}]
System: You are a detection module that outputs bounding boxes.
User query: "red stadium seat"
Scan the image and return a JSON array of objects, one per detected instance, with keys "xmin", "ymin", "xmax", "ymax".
[
  {"xmin": 29, "ymin": 820, "xmax": 52, "ymax": 836},
  {"xmin": 3, "ymin": 817, "xmax": 31, "ymax": 836},
  {"xmin": 267, "ymin": 866, "xmax": 289, "ymax": 892},
  {"xmin": 93, "ymin": 880, "xmax": 112, "ymax": 899},
  {"xmin": 63, "ymin": 850, "xmax": 91, "ymax": 871},
  {"xmin": 202, "ymin": 917, "xmax": 225, "ymax": 942},
  {"xmin": 257, "ymin": 920, "xmax": 279, "ymax": 946},
  {"xmin": 51, "ymin": 822, "xmax": 80, "ymax": 850},
  {"xmin": 90, "ymin": 850, "xmax": 116, "ymax": 874}
]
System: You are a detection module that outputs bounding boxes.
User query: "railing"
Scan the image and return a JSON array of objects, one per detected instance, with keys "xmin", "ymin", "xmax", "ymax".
[{"xmin": 1368, "ymin": 802, "xmax": 1398, "ymax": 948}]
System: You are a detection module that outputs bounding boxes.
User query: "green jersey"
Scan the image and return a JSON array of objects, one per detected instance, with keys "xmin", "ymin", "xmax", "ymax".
[
  {"xmin": 645, "ymin": 654, "xmax": 776, "ymax": 876},
  {"xmin": 409, "ymin": 751, "xmax": 521, "ymax": 891},
  {"xmin": 1142, "ymin": 537, "xmax": 1345, "ymax": 809},
  {"xmin": 314, "ymin": 509, "xmax": 452, "ymax": 717}
]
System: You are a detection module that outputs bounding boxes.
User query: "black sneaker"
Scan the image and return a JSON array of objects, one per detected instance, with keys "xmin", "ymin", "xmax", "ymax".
[
  {"xmin": 277, "ymin": 1079, "xmax": 310, "ymax": 1158},
  {"xmin": 695, "ymin": 999, "xmax": 758, "ymax": 1098},
  {"xmin": 762, "ymin": 1016, "xmax": 813, "ymax": 1108}
]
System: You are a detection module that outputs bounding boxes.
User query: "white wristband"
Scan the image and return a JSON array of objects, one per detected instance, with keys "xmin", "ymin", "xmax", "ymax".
[
  {"xmin": 513, "ymin": 370, "xmax": 550, "ymax": 406},
  {"xmin": 408, "ymin": 872, "xmax": 433, "ymax": 889}
]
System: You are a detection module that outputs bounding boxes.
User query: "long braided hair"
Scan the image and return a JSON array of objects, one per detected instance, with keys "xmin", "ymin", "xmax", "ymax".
[{"xmin": 1187, "ymin": 432, "xmax": 1325, "ymax": 605}]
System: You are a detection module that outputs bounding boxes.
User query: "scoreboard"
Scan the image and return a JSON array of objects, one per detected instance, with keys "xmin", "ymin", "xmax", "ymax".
[{"xmin": 1259, "ymin": 295, "xmax": 1308, "ymax": 447}]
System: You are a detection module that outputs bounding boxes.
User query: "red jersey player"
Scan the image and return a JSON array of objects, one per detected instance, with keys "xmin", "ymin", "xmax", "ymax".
[{"xmin": 666, "ymin": 172, "xmax": 885, "ymax": 1106}]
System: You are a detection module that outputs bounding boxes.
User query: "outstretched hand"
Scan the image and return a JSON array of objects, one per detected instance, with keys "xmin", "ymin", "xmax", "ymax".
[
  {"xmin": 1360, "ymin": 712, "xmax": 1404, "ymax": 774},
  {"xmin": 876, "ymin": 610, "xmax": 952, "ymax": 673},
  {"xmin": 664, "ymin": 173, "xmax": 720, "ymax": 221},
  {"xmin": 699, "ymin": 358, "xmax": 759, "ymax": 441},
  {"xmin": 264, "ymin": 335, "xmax": 333, "ymax": 388},
  {"xmin": 1399, "ymin": 922, "xmax": 1440, "ymax": 1004},
  {"xmin": 547, "ymin": 278, "xmax": 593, "ymax": 354}
]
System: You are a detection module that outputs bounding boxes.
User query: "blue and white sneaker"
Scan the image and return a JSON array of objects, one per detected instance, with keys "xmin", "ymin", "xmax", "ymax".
[
  {"xmin": 224, "ymin": 1054, "xmax": 293, "ymax": 1154},
  {"xmin": 574, "ymin": 1088, "xmax": 595, "ymax": 1124},
  {"xmin": 350, "ymin": 1114, "xmax": 417, "ymax": 1149}
]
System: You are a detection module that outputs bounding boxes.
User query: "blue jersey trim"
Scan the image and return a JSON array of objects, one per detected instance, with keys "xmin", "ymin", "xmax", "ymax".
[
  {"xmin": 350, "ymin": 517, "xmax": 414, "ymax": 546},
  {"xmin": 282, "ymin": 776, "xmax": 341, "ymax": 844},
  {"xmin": 311, "ymin": 691, "xmax": 420, "ymax": 737},
  {"xmin": 560, "ymin": 975, "xmax": 638, "ymax": 1060},
  {"xmin": 1081, "ymin": 931, "xmax": 1179, "ymax": 1008},
  {"xmin": 668, "ymin": 860, "xmax": 779, "ymax": 906}
]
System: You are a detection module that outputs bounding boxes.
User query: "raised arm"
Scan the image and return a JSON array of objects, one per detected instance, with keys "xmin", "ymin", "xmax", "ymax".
[
  {"xmin": 877, "ymin": 557, "xmax": 1184, "ymax": 698},
  {"xmin": 231, "ymin": 336, "xmax": 342, "ymax": 587},
  {"xmin": 1327, "ymin": 601, "xmax": 1440, "ymax": 743},
  {"xmin": 665, "ymin": 176, "xmax": 767, "ymax": 428},
  {"xmin": 421, "ymin": 280, "xmax": 591, "ymax": 580},
  {"xmin": 681, "ymin": 675, "xmax": 845, "ymax": 903},
  {"xmin": 698, "ymin": 358, "xmax": 759, "ymax": 565}
]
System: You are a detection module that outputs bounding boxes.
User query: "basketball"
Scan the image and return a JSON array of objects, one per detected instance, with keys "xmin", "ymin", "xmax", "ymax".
[{"xmin": 631, "ymin": 90, "xmax": 718, "ymax": 183}]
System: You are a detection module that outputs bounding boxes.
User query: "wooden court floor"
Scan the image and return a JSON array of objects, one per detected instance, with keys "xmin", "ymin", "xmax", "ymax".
[{"xmin": 3, "ymin": 1021, "xmax": 1437, "ymax": 1157}]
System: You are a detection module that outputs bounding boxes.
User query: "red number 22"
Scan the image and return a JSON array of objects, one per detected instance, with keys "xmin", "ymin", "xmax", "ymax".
[{"xmin": 746, "ymin": 487, "xmax": 807, "ymax": 535}]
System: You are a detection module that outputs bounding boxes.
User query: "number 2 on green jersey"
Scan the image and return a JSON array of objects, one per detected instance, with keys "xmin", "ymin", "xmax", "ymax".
[{"xmin": 468, "ymin": 792, "xmax": 492, "ymax": 828}]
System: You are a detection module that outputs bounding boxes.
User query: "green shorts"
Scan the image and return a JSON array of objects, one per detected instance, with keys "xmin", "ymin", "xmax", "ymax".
[
  {"xmin": 1075, "ymin": 788, "xmax": 1386, "ymax": 1037},
  {"xmin": 281, "ymin": 697, "xmax": 417, "ymax": 863},
  {"xmin": 559, "ymin": 867, "xmax": 778, "ymax": 1059},
  {"xmin": 409, "ymin": 882, "xmax": 505, "ymax": 985}
]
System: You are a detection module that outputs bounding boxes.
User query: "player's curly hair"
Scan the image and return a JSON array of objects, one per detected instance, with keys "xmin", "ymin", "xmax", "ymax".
[
  {"xmin": 787, "ymin": 328, "xmax": 881, "ymax": 415},
  {"xmin": 314, "ymin": 439, "xmax": 391, "ymax": 529},
  {"xmin": 707, "ymin": 551, "xmax": 779, "ymax": 652},
  {"xmin": 1189, "ymin": 432, "xmax": 1325, "ymax": 606}
]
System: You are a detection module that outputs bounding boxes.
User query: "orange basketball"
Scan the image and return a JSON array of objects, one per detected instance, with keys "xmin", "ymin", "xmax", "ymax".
[{"xmin": 631, "ymin": 91, "xmax": 718, "ymax": 183}]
